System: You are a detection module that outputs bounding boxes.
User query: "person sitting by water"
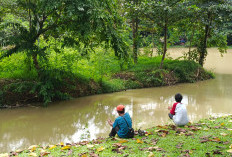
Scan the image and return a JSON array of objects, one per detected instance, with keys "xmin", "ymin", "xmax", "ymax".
[
  {"xmin": 107, "ymin": 104, "xmax": 133, "ymax": 138},
  {"xmin": 168, "ymin": 93, "xmax": 189, "ymax": 126}
]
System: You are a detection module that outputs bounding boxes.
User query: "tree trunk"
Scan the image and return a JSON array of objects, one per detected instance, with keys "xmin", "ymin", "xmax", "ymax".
[
  {"xmin": 160, "ymin": 18, "xmax": 168, "ymax": 69},
  {"xmin": 32, "ymin": 53, "xmax": 40, "ymax": 72},
  {"xmin": 199, "ymin": 13, "xmax": 211, "ymax": 66},
  {"xmin": 151, "ymin": 32, "xmax": 155, "ymax": 57},
  {"xmin": 188, "ymin": 28, "xmax": 195, "ymax": 60},
  {"xmin": 132, "ymin": 17, "xmax": 139, "ymax": 64}
]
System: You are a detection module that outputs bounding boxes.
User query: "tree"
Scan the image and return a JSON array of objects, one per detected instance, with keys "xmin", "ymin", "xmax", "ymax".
[
  {"xmin": 122, "ymin": 0, "xmax": 144, "ymax": 64},
  {"xmin": 144, "ymin": 0, "xmax": 188, "ymax": 69},
  {"xmin": 0, "ymin": 0, "xmax": 128, "ymax": 73},
  {"xmin": 193, "ymin": 0, "xmax": 232, "ymax": 66}
]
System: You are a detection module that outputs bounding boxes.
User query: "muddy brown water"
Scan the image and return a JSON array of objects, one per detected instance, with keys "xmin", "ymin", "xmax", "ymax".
[{"xmin": 0, "ymin": 48, "xmax": 232, "ymax": 153}]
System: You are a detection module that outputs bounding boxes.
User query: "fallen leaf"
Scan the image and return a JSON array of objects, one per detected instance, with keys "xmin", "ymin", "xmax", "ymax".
[
  {"xmin": 213, "ymin": 150, "xmax": 223, "ymax": 155},
  {"xmin": 157, "ymin": 125, "xmax": 168, "ymax": 129},
  {"xmin": 211, "ymin": 137, "xmax": 221, "ymax": 142},
  {"xmin": 178, "ymin": 132, "xmax": 185, "ymax": 136},
  {"xmin": 169, "ymin": 125, "xmax": 177, "ymax": 130},
  {"xmin": 112, "ymin": 143, "xmax": 122, "ymax": 148},
  {"xmin": 136, "ymin": 139, "xmax": 143, "ymax": 144},
  {"xmin": 119, "ymin": 139, "xmax": 128, "ymax": 143},
  {"xmin": 40, "ymin": 151, "xmax": 50, "ymax": 156},
  {"xmin": 227, "ymin": 149, "xmax": 232, "ymax": 153},
  {"xmin": 214, "ymin": 126, "xmax": 221, "ymax": 129},
  {"xmin": 216, "ymin": 146, "xmax": 226, "ymax": 149},
  {"xmin": 97, "ymin": 146, "xmax": 105, "ymax": 152},
  {"xmin": 200, "ymin": 135, "xmax": 212, "ymax": 139},
  {"xmin": 59, "ymin": 142, "xmax": 64, "ymax": 146},
  {"xmin": 230, "ymin": 144, "xmax": 232, "ymax": 149},
  {"xmin": 223, "ymin": 141, "xmax": 230, "ymax": 145},
  {"xmin": 148, "ymin": 152, "xmax": 155, "ymax": 157},
  {"xmin": 49, "ymin": 145, "xmax": 56, "ymax": 150},
  {"xmin": 188, "ymin": 126, "xmax": 199, "ymax": 131},
  {"xmin": 185, "ymin": 132, "xmax": 194, "ymax": 136},
  {"xmin": 220, "ymin": 133, "xmax": 228, "ymax": 136},
  {"xmin": 61, "ymin": 145, "xmax": 71, "ymax": 150},
  {"xmin": 29, "ymin": 152, "xmax": 37, "ymax": 157},
  {"xmin": 200, "ymin": 139, "xmax": 209, "ymax": 143},
  {"xmin": 81, "ymin": 154, "xmax": 88, "ymax": 157},
  {"xmin": 112, "ymin": 148, "xmax": 123, "ymax": 154},
  {"xmin": 79, "ymin": 141, "xmax": 89, "ymax": 145},
  {"xmin": 89, "ymin": 152, "xmax": 99, "ymax": 157},
  {"xmin": 87, "ymin": 144, "xmax": 95, "ymax": 148},
  {"xmin": 176, "ymin": 128, "xmax": 187, "ymax": 133},
  {"xmin": 119, "ymin": 146, "xmax": 128, "ymax": 150},
  {"xmin": 148, "ymin": 146, "xmax": 159, "ymax": 151},
  {"xmin": 221, "ymin": 123, "xmax": 225, "ymax": 126},
  {"xmin": 15, "ymin": 149, "xmax": 24, "ymax": 153},
  {"xmin": 28, "ymin": 145, "xmax": 38, "ymax": 152}
]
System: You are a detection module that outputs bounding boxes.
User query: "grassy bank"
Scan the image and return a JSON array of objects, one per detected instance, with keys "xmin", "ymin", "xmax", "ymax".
[
  {"xmin": 1, "ymin": 115, "xmax": 231, "ymax": 156},
  {"xmin": 0, "ymin": 55, "xmax": 214, "ymax": 107}
]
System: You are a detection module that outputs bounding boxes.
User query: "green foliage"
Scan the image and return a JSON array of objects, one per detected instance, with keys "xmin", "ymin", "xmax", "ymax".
[
  {"xmin": 163, "ymin": 59, "xmax": 212, "ymax": 83},
  {"xmin": 101, "ymin": 78, "xmax": 125, "ymax": 93},
  {"xmin": 0, "ymin": 52, "xmax": 37, "ymax": 79},
  {"xmin": 183, "ymin": 49, "xmax": 199, "ymax": 62}
]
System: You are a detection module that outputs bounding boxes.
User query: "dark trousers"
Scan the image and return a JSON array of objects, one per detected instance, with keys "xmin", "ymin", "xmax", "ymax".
[
  {"xmin": 109, "ymin": 126, "xmax": 119, "ymax": 137},
  {"xmin": 168, "ymin": 113, "xmax": 174, "ymax": 119}
]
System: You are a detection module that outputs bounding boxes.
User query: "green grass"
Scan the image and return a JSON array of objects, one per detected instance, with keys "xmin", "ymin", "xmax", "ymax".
[{"xmin": 3, "ymin": 115, "xmax": 232, "ymax": 156}]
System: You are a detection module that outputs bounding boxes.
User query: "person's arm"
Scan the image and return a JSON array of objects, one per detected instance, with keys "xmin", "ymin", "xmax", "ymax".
[
  {"xmin": 170, "ymin": 103, "xmax": 178, "ymax": 115},
  {"xmin": 107, "ymin": 119, "xmax": 113, "ymax": 127}
]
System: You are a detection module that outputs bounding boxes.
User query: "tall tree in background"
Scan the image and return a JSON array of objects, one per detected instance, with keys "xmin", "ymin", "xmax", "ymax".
[
  {"xmin": 194, "ymin": 0, "xmax": 232, "ymax": 66},
  {"xmin": 0, "ymin": 0, "xmax": 128, "ymax": 72},
  {"xmin": 144, "ymin": 0, "xmax": 187, "ymax": 69},
  {"xmin": 123, "ymin": 0, "xmax": 143, "ymax": 64}
]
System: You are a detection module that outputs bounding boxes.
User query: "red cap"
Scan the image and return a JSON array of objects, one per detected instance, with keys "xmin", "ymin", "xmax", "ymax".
[{"xmin": 116, "ymin": 105, "xmax": 125, "ymax": 111}]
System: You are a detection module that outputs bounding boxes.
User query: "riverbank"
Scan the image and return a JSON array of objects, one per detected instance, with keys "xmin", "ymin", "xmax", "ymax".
[
  {"xmin": 0, "ymin": 56, "xmax": 213, "ymax": 107},
  {"xmin": 0, "ymin": 56, "xmax": 214, "ymax": 107},
  {"xmin": 1, "ymin": 115, "xmax": 231, "ymax": 156}
]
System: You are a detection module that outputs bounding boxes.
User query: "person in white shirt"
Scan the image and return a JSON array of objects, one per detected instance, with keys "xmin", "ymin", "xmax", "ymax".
[{"xmin": 168, "ymin": 93, "xmax": 189, "ymax": 126}]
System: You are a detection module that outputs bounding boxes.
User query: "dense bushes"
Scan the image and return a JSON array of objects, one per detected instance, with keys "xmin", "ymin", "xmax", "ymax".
[{"xmin": 0, "ymin": 49, "xmax": 214, "ymax": 107}]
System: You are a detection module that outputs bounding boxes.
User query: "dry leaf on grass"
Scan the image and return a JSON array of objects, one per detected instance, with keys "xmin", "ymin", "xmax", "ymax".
[
  {"xmin": 227, "ymin": 149, "xmax": 232, "ymax": 153},
  {"xmin": 220, "ymin": 133, "xmax": 228, "ymax": 136},
  {"xmin": 136, "ymin": 139, "xmax": 143, "ymax": 143},
  {"xmin": 97, "ymin": 146, "xmax": 105, "ymax": 152},
  {"xmin": 119, "ymin": 139, "xmax": 128, "ymax": 143}
]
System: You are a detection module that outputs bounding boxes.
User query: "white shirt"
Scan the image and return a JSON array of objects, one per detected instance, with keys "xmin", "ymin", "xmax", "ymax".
[{"xmin": 173, "ymin": 103, "xmax": 189, "ymax": 126}]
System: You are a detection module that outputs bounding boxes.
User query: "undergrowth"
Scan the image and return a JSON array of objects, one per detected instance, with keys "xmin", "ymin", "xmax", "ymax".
[{"xmin": 0, "ymin": 50, "xmax": 214, "ymax": 107}]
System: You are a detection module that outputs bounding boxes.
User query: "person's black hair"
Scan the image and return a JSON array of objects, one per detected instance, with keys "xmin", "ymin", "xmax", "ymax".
[
  {"xmin": 117, "ymin": 108, "xmax": 125, "ymax": 114},
  {"xmin": 175, "ymin": 93, "xmax": 183, "ymax": 102}
]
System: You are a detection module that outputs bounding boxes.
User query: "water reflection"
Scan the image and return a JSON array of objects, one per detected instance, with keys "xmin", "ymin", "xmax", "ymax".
[{"xmin": 0, "ymin": 49, "xmax": 232, "ymax": 153}]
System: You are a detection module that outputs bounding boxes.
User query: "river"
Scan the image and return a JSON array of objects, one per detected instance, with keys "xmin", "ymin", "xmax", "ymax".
[{"xmin": 0, "ymin": 48, "xmax": 231, "ymax": 153}]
